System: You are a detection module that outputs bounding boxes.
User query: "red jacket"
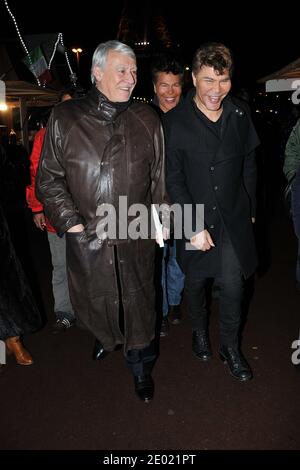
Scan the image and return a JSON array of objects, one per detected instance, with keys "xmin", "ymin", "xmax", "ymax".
[{"xmin": 26, "ymin": 128, "xmax": 56, "ymax": 233}]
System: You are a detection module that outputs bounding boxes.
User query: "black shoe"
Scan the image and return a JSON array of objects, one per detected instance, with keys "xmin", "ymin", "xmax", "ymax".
[
  {"xmin": 192, "ymin": 329, "xmax": 212, "ymax": 361},
  {"xmin": 168, "ymin": 305, "xmax": 181, "ymax": 325},
  {"xmin": 134, "ymin": 374, "xmax": 154, "ymax": 403},
  {"xmin": 160, "ymin": 318, "xmax": 169, "ymax": 337},
  {"xmin": 219, "ymin": 346, "xmax": 253, "ymax": 381},
  {"xmin": 92, "ymin": 339, "xmax": 109, "ymax": 360},
  {"xmin": 52, "ymin": 318, "xmax": 75, "ymax": 334}
]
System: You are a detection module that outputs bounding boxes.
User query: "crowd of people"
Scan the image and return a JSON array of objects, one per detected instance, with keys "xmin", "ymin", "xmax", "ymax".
[{"xmin": 1, "ymin": 39, "xmax": 299, "ymax": 395}]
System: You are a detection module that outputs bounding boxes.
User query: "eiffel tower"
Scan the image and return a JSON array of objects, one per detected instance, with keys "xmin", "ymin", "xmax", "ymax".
[
  {"xmin": 117, "ymin": 0, "xmax": 173, "ymax": 52},
  {"xmin": 116, "ymin": 0, "xmax": 175, "ymax": 99}
]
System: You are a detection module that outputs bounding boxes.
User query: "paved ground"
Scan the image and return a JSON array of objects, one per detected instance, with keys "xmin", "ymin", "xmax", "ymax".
[{"xmin": 1, "ymin": 199, "xmax": 300, "ymax": 457}]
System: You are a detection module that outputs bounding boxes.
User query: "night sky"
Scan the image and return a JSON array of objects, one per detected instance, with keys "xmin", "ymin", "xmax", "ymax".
[{"xmin": 1, "ymin": 0, "xmax": 299, "ymax": 89}]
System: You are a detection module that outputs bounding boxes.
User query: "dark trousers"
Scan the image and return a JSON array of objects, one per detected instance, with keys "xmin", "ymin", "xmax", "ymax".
[
  {"xmin": 126, "ymin": 340, "xmax": 156, "ymax": 377},
  {"xmin": 185, "ymin": 231, "xmax": 244, "ymax": 347}
]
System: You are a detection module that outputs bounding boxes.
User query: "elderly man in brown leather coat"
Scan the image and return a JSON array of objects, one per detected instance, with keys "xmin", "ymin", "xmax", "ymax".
[{"xmin": 36, "ymin": 40, "xmax": 167, "ymax": 402}]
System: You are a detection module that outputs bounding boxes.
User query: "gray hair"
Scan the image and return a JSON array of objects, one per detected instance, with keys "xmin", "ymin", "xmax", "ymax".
[{"xmin": 91, "ymin": 40, "xmax": 136, "ymax": 84}]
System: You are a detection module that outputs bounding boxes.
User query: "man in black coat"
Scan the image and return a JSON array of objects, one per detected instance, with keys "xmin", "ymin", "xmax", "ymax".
[{"xmin": 164, "ymin": 42, "xmax": 260, "ymax": 381}]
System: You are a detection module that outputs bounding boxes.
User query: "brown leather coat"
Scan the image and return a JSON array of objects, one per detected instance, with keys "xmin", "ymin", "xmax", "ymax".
[{"xmin": 36, "ymin": 87, "xmax": 167, "ymax": 352}]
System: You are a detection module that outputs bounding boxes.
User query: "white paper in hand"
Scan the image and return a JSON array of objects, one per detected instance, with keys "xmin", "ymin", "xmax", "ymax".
[{"xmin": 152, "ymin": 205, "xmax": 164, "ymax": 248}]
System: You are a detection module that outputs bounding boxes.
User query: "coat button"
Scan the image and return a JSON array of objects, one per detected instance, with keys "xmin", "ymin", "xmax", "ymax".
[
  {"xmin": 212, "ymin": 206, "xmax": 217, "ymax": 210},
  {"xmin": 210, "ymin": 224, "xmax": 215, "ymax": 229},
  {"xmin": 210, "ymin": 166, "xmax": 214, "ymax": 171},
  {"xmin": 214, "ymin": 185, "xmax": 218, "ymax": 190}
]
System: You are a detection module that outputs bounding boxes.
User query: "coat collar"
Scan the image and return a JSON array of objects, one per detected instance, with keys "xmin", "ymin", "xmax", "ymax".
[
  {"xmin": 186, "ymin": 89, "xmax": 246, "ymax": 140},
  {"xmin": 87, "ymin": 85, "xmax": 131, "ymax": 121}
]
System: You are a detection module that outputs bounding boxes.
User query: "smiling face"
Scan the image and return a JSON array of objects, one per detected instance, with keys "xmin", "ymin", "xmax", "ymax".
[
  {"xmin": 93, "ymin": 50, "xmax": 137, "ymax": 102},
  {"xmin": 154, "ymin": 71, "xmax": 182, "ymax": 113},
  {"xmin": 192, "ymin": 65, "xmax": 231, "ymax": 120}
]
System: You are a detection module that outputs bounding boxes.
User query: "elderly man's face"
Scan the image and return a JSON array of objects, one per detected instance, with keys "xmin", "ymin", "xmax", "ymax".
[{"xmin": 94, "ymin": 50, "xmax": 137, "ymax": 102}]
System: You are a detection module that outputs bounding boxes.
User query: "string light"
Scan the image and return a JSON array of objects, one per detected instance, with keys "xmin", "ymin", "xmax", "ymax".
[
  {"xmin": 4, "ymin": 0, "xmax": 41, "ymax": 86},
  {"xmin": 4, "ymin": 1, "xmax": 75, "ymax": 87}
]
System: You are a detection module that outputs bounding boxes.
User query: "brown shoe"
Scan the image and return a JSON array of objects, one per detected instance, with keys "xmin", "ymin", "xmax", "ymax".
[{"xmin": 5, "ymin": 337, "xmax": 33, "ymax": 366}]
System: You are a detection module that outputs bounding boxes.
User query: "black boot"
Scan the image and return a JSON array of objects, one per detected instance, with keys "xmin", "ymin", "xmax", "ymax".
[
  {"xmin": 92, "ymin": 339, "xmax": 109, "ymax": 360},
  {"xmin": 160, "ymin": 317, "xmax": 169, "ymax": 337},
  {"xmin": 192, "ymin": 329, "xmax": 212, "ymax": 361},
  {"xmin": 168, "ymin": 305, "xmax": 181, "ymax": 325},
  {"xmin": 219, "ymin": 345, "xmax": 252, "ymax": 381},
  {"xmin": 134, "ymin": 375, "xmax": 154, "ymax": 403}
]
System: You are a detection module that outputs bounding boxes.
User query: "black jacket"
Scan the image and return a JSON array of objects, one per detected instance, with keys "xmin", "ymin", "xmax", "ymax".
[{"xmin": 164, "ymin": 91, "xmax": 260, "ymax": 279}]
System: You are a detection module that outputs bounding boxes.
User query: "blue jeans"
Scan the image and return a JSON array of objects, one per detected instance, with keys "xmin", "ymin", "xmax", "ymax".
[
  {"xmin": 291, "ymin": 170, "xmax": 300, "ymax": 283},
  {"xmin": 47, "ymin": 232, "xmax": 75, "ymax": 321},
  {"xmin": 161, "ymin": 240, "xmax": 185, "ymax": 317}
]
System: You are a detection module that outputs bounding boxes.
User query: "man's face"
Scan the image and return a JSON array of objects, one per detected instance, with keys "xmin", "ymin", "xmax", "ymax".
[
  {"xmin": 192, "ymin": 65, "xmax": 231, "ymax": 115},
  {"xmin": 154, "ymin": 72, "xmax": 182, "ymax": 113},
  {"xmin": 94, "ymin": 50, "xmax": 137, "ymax": 102}
]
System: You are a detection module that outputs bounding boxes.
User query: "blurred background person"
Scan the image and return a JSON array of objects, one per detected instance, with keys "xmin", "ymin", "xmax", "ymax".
[
  {"xmin": 284, "ymin": 117, "xmax": 300, "ymax": 290},
  {"xmin": 0, "ymin": 144, "xmax": 41, "ymax": 366},
  {"xmin": 151, "ymin": 53, "xmax": 185, "ymax": 336},
  {"xmin": 26, "ymin": 88, "xmax": 84, "ymax": 333}
]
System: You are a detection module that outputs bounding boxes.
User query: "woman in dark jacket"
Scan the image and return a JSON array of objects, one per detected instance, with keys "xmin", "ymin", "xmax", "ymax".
[{"xmin": 0, "ymin": 144, "xmax": 41, "ymax": 366}]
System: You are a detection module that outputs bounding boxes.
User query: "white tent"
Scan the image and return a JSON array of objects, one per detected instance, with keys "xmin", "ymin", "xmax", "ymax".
[
  {"xmin": 258, "ymin": 57, "xmax": 300, "ymax": 92},
  {"xmin": 2, "ymin": 80, "xmax": 59, "ymax": 151}
]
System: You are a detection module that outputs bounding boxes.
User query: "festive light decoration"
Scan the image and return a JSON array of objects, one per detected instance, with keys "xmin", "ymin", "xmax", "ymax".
[
  {"xmin": 4, "ymin": 0, "xmax": 41, "ymax": 85},
  {"xmin": 4, "ymin": 1, "xmax": 75, "ymax": 87}
]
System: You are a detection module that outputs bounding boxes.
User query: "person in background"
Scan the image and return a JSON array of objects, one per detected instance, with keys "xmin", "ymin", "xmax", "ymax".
[
  {"xmin": 151, "ymin": 53, "xmax": 185, "ymax": 336},
  {"xmin": 165, "ymin": 42, "xmax": 260, "ymax": 381},
  {"xmin": 36, "ymin": 41, "xmax": 168, "ymax": 402},
  {"xmin": 284, "ymin": 117, "xmax": 300, "ymax": 290},
  {"xmin": 0, "ymin": 144, "xmax": 41, "ymax": 366},
  {"xmin": 26, "ymin": 89, "xmax": 82, "ymax": 333}
]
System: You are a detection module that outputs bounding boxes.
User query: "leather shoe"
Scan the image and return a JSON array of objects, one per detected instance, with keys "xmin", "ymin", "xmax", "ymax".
[
  {"xmin": 219, "ymin": 346, "xmax": 253, "ymax": 381},
  {"xmin": 5, "ymin": 336, "xmax": 33, "ymax": 366},
  {"xmin": 92, "ymin": 339, "xmax": 109, "ymax": 360},
  {"xmin": 134, "ymin": 374, "xmax": 154, "ymax": 403},
  {"xmin": 192, "ymin": 329, "xmax": 212, "ymax": 361}
]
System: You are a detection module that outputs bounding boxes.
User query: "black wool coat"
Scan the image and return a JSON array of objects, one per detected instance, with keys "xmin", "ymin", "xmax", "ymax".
[{"xmin": 164, "ymin": 91, "xmax": 260, "ymax": 279}]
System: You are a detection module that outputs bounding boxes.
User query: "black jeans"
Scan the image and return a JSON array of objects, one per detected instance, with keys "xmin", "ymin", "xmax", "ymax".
[
  {"xmin": 126, "ymin": 340, "xmax": 156, "ymax": 377},
  {"xmin": 185, "ymin": 231, "xmax": 244, "ymax": 347}
]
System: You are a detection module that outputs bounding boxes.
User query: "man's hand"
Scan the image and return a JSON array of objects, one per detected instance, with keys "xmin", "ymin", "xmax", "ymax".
[
  {"xmin": 67, "ymin": 224, "xmax": 85, "ymax": 233},
  {"xmin": 33, "ymin": 213, "xmax": 46, "ymax": 230},
  {"xmin": 190, "ymin": 229, "xmax": 215, "ymax": 251}
]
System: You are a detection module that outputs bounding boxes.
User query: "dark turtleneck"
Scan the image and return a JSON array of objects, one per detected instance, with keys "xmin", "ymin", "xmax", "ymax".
[{"xmin": 90, "ymin": 85, "xmax": 132, "ymax": 121}]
